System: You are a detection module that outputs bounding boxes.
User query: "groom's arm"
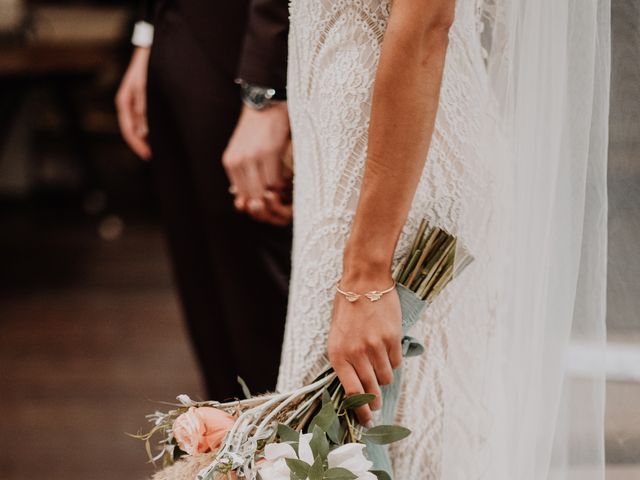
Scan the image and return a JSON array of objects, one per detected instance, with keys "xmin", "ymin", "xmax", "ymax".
[
  {"xmin": 139, "ymin": 0, "xmax": 154, "ymax": 23},
  {"xmin": 236, "ymin": 0, "xmax": 289, "ymax": 90},
  {"xmin": 115, "ymin": 0, "xmax": 155, "ymax": 159},
  {"xmin": 222, "ymin": 0, "xmax": 292, "ymax": 225}
]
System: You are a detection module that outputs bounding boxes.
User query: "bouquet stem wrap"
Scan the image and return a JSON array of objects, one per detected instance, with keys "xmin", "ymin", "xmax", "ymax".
[{"xmin": 367, "ymin": 283, "xmax": 427, "ymax": 475}]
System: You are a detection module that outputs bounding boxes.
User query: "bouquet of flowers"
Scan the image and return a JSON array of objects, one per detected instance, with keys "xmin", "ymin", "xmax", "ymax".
[{"xmin": 133, "ymin": 220, "xmax": 471, "ymax": 480}]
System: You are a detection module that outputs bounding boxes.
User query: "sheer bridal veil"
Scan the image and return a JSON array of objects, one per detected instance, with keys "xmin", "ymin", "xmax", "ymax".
[{"xmin": 444, "ymin": 1, "xmax": 611, "ymax": 479}]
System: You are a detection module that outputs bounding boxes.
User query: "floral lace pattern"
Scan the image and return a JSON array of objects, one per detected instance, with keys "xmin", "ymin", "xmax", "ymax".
[{"xmin": 279, "ymin": 1, "xmax": 495, "ymax": 477}]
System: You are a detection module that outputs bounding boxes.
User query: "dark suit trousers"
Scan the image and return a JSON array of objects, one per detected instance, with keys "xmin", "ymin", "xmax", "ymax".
[{"xmin": 146, "ymin": 4, "xmax": 291, "ymax": 401}]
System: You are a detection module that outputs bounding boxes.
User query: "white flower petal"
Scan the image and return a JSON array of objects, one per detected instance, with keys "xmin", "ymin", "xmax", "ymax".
[
  {"xmin": 298, "ymin": 433, "xmax": 315, "ymax": 465},
  {"xmin": 264, "ymin": 442, "xmax": 297, "ymax": 462},
  {"xmin": 327, "ymin": 443, "xmax": 368, "ymax": 470},
  {"xmin": 336, "ymin": 455, "xmax": 373, "ymax": 474},
  {"xmin": 356, "ymin": 472, "xmax": 378, "ymax": 480},
  {"xmin": 259, "ymin": 458, "xmax": 292, "ymax": 480}
]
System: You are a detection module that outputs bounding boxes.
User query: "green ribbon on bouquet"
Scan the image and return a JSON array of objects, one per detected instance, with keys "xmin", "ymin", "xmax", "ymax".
[{"xmin": 366, "ymin": 283, "xmax": 427, "ymax": 476}]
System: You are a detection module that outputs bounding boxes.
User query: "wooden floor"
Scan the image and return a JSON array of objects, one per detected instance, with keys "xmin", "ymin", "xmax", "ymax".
[{"xmin": 0, "ymin": 205, "xmax": 204, "ymax": 480}]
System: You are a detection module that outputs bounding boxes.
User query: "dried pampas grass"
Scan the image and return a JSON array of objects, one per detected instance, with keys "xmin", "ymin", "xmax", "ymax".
[{"xmin": 151, "ymin": 452, "xmax": 216, "ymax": 480}]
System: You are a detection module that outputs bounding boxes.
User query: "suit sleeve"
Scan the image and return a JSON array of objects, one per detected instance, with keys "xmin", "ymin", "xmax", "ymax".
[
  {"xmin": 236, "ymin": 0, "xmax": 289, "ymax": 91},
  {"xmin": 139, "ymin": 0, "xmax": 155, "ymax": 23}
]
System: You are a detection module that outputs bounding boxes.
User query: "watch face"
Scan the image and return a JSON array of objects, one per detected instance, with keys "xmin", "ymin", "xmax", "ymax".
[
  {"xmin": 243, "ymin": 84, "xmax": 276, "ymax": 109},
  {"xmin": 249, "ymin": 88, "xmax": 268, "ymax": 105}
]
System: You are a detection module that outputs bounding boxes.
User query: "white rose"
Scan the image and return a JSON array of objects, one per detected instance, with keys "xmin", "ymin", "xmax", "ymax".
[
  {"xmin": 259, "ymin": 434, "xmax": 314, "ymax": 480},
  {"xmin": 328, "ymin": 443, "xmax": 376, "ymax": 480},
  {"xmin": 260, "ymin": 438, "xmax": 376, "ymax": 480}
]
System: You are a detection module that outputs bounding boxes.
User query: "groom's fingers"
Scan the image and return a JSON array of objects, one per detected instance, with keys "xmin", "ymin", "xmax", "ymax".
[
  {"xmin": 243, "ymin": 162, "xmax": 266, "ymax": 200},
  {"xmin": 260, "ymin": 153, "xmax": 285, "ymax": 190},
  {"xmin": 117, "ymin": 93, "xmax": 150, "ymax": 160},
  {"xmin": 333, "ymin": 360, "xmax": 373, "ymax": 427},
  {"xmin": 223, "ymin": 150, "xmax": 267, "ymax": 202}
]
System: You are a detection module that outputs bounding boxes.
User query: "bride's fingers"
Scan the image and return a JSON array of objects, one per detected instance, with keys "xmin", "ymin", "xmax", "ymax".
[
  {"xmin": 263, "ymin": 191, "xmax": 293, "ymax": 225},
  {"xmin": 332, "ymin": 360, "xmax": 373, "ymax": 427},
  {"xmin": 372, "ymin": 350, "xmax": 395, "ymax": 387},
  {"xmin": 388, "ymin": 339, "xmax": 403, "ymax": 370},
  {"xmin": 234, "ymin": 195, "xmax": 246, "ymax": 211},
  {"xmin": 353, "ymin": 358, "xmax": 382, "ymax": 413}
]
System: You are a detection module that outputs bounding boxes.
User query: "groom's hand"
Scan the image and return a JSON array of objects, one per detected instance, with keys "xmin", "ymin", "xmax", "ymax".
[
  {"xmin": 328, "ymin": 273, "xmax": 403, "ymax": 428},
  {"xmin": 116, "ymin": 47, "xmax": 151, "ymax": 160},
  {"xmin": 222, "ymin": 103, "xmax": 291, "ymax": 220}
]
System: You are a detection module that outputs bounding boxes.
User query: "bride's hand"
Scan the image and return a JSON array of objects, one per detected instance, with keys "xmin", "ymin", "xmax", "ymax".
[{"xmin": 328, "ymin": 275, "xmax": 403, "ymax": 428}]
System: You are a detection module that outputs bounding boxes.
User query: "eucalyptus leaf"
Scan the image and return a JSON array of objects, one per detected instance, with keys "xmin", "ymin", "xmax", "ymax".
[
  {"xmin": 323, "ymin": 467, "xmax": 358, "ymax": 480},
  {"xmin": 310, "ymin": 426, "xmax": 330, "ymax": 461},
  {"xmin": 308, "ymin": 455, "xmax": 325, "ymax": 480},
  {"xmin": 327, "ymin": 418, "xmax": 341, "ymax": 444},
  {"xmin": 278, "ymin": 423, "xmax": 300, "ymax": 443},
  {"xmin": 362, "ymin": 425, "xmax": 411, "ymax": 445},
  {"xmin": 309, "ymin": 403, "xmax": 339, "ymax": 438},
  {"xmin": 322, "ymin": 389, "xmax": 332, "ymax": 405},
  {"xmin": 370, "ymin": 470, "xmax": 392, "ymax": 480},
  {"xmin": 341, "ymin": 393, "xmax": 377, "ymax": 410},
  {"xmin": 286, "ymin": 458, "xmax": 311, "ymax": 480}
]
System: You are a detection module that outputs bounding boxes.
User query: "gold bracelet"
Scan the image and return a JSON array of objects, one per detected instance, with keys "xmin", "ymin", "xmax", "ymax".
[{"xmin": 336, "ymin": 281, "xmax": 396, "ymax": 303}]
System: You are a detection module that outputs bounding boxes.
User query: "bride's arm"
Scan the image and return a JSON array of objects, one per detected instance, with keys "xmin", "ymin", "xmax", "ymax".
[{"xmin": 328, "ymin": 0, "xmax": 455, "ymax": 426}]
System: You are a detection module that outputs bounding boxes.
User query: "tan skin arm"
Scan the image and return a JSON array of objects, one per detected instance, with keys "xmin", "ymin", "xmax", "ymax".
[
  {"xmin": 116, "ymin": 47, "xmax": 152, "ymax": 160},
  {"xmin": 328, "ymin": 0, "xmax": 456, "ymax": 427}
]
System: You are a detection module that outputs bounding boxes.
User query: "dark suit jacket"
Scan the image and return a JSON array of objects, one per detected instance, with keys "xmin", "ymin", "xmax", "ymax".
[{"xmin": 139, "ymin": 0, "xmax": 288, "ymax": 91}]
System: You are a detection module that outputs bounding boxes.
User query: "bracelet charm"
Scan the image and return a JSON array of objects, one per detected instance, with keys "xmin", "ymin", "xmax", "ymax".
[{"xmin": 336, "ymin": 281, "xmax": 396, "ymax": 303}]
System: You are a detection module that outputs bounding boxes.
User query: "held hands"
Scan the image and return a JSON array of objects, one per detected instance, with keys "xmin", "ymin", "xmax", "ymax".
[
  {"xmin": 328, "ymin": 274, "xmax": 403, "ymax": 428},
  {"xmin": 223, "ymin": 103, "xmax": 293, "ymax": 226},
  {"xmin": 115, "ymin": 47, "xmax": 151, "ymax": 160}
]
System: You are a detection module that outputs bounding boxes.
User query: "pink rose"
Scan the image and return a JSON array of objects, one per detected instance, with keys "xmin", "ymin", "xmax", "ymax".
[{"xmin": 172, "ymin": 407, "xmax": 236, "ymax": 455}]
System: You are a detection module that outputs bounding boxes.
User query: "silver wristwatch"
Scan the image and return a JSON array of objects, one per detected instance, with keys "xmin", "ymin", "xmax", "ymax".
[{"xmin": 236, "ymin": 80, "xmax": 287, "ymax": 110}]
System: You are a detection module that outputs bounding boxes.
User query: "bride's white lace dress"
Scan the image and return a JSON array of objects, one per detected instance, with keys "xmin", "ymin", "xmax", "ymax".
[{"xmin": 278, "ymin": 1, "xmax": 497, "ymax": 477}]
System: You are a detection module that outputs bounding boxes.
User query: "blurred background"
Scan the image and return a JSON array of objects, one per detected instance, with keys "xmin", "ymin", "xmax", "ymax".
[{"xmin": 0, "ymin": 1, "xmax": 637, "ymax": 479}]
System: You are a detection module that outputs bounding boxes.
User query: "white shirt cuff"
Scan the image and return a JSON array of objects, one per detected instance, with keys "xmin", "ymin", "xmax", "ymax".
[{"xmin": 132, "ymin": 21, "xmax": 154, "ymax": 48}]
